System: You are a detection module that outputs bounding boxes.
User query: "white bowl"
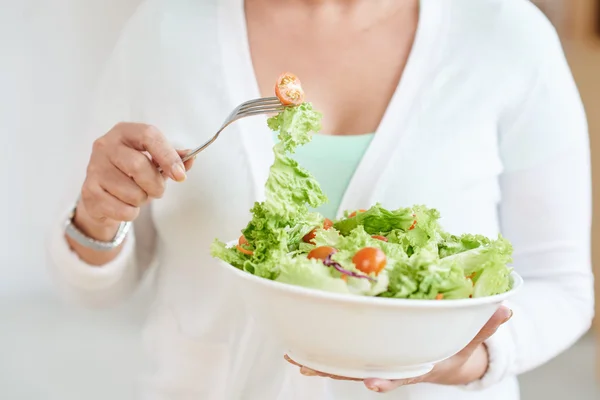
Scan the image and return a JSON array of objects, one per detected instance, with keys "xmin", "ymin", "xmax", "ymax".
[{"xmin": 218, "ymin": 258, "xmax": 523, "ymax": 380}]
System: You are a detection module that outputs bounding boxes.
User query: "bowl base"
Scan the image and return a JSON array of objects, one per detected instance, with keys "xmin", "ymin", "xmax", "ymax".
[{"xmin": 287, "ymin": 351, "xmax": 435, "ymax": 380}]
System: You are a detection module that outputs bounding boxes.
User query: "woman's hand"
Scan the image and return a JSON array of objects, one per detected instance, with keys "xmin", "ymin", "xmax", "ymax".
[
  {"xmin": 69, "ymin": 123, "xmax": 195, "ymax": 264},
  {"xmin": 285, "ymin": 306, "xmax": 512, "ymax": 393}
]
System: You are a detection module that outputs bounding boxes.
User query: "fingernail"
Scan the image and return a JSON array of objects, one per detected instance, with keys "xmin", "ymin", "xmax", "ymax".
[
  {"xmin": 172, "ymin": 163, "xmax": 187, "ymax": 182},
  {"xmin": 502, "ymin": 309, "xmax": 513, "ymax": 324},
  {"xmin": 367, "ymin": 386, "xmax": 380, "ymax": 392}
]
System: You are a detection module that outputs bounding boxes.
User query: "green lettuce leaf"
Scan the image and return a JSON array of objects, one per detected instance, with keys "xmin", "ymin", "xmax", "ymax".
[
  {"xmin": 439, "ymin": 234, "xmax": 513, "ymax": 297},
  {"xmin": 263, "ymin": 149, "xmax": 326, "ymax": 220},
  {"xmin": 210, "ymin": 239, "xmax": 248, "ymax": 271},
  {"xmin": 334, "ymin": 204, "xmax": 441, "ymax": 239},
  {"xmin": 263, "ymin": 103, "xmax": 327, "ymax": 221},
  {"xmin": 382, "ymin": 242, "xmax": 473, "ymax": 299},
  {"xmin": 267, "ymin": 103, "xmax": 322, "ymax": 153},
  {"xmin": 211, "ymin": 103, "xmax": 326, "ymax": 280},
  {"xmin": 438, "ymin": 233, "xmax": 492, "ymax": 258},
  {"xmin": 275, "ymin": 255, "xmax": 351, "ymax": 294}
]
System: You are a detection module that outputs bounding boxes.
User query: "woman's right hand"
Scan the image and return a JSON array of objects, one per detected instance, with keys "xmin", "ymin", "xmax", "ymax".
[{"xmin": 69, "ymin": 123, "xmax": 194, "ymax": 261}]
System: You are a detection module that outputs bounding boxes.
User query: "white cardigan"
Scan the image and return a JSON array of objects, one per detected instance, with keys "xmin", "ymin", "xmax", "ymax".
[{"xmin": 47, "ymin": 0, "xmax": 594, "ymax": 399}]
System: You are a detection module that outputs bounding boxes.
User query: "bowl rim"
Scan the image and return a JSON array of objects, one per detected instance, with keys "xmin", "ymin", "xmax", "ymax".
[{"xmin": 217, "ymin": 258, "xmax": 523, "ymax": 309}]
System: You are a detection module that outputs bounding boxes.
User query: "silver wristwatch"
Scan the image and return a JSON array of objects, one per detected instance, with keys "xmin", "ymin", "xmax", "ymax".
[{"xmin": 64, "ymin": 202, "xmax": 132, "ymax": 252}]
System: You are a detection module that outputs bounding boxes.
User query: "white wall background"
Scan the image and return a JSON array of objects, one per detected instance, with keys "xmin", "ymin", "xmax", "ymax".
[{"xmin": 0, "ymin": 1, "xmax": 147, "ymax": 399}]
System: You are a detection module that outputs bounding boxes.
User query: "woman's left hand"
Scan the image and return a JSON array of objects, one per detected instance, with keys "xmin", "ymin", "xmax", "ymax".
[{"xmin": 285, "ymin": 306, "xmax": 512, "ymax": 393}]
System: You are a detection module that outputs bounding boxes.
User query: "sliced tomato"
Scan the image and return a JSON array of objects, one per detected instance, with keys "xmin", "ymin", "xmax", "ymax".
[
  {"xmin": 302, "ymin": 219, "xmax": 334, "ymax": 244},
  {"xmin": 302, "ymin": 229, "xmax": 317, "ymax": 244},
  {"xmin": 352, "ymin": 247, "xmax": 387, "ymax": 275},
  {"xmin": 274, "ymin": 72, "xmax": 305, "ymax": 105},
  {"xmin": 307, "ymin": 246, "xmax": 338, "ymax": 261},
  {"xmin": 371, "ymin": 235, "xmax": 388, "ymax": 242},
  {"xmin": 236, "ymin": 245, "xmax": 253, "ymax": 256},
  {"xmin": 237, "ymin": 235, "xmax": 253, "ymax": 255},
  {"xmin": 349, "ymin": 209, "xmax": 367, "ymax": 218}
]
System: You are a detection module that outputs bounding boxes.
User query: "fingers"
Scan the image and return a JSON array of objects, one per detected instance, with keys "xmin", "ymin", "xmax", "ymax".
[
  {"xmin": 117, "ymin": 123, "xmax": 187, "ymax": 182},
  {"xmin": 109, "ymin": 146, "xmax": 166, "ymax": 198},
  {"xmin": 461, "ymin": 306, "xmax": 513, "ymax": 356},
  {"xmin": 177, "ymin": 149, "xmax": 196, "ymax": 171},
  {"xmin": 283, "ymin": 355, "xmax": 363, "ymax": 382},
  {"xmin": 79, "ymin": 123, "xmax": 196, "ymax": 232},
  {"xmin": 81, "ymin": 180, "xmax": 140, "ymax": 222},
  {"xmin": 100, "ymin": 163, "xmax": 149, "ymax": 207},
  {"xmin": 283, "ymin": 354, "xmax": 302, "ymax": 368},
  {"xmin": 363, "ymin": 376, "xmax": 425, "ymax": 393}
]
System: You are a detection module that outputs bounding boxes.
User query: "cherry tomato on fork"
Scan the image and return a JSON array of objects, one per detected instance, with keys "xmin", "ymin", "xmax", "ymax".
[
  {"xmin": 352, "ymin": 247, "xmax": 387, "ymax": 275},
  {"xmin": 275, "ymin": 72, "xmax": 305, "ymax": 105}
]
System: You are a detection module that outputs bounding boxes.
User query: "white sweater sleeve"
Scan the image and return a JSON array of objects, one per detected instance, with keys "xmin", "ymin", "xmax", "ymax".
[
  {"xmin": 467, "ymin": 15, "xmax": 594, "ymax": 389},
  {"xmin": 46, "ymin": 7, "xmax": 158, "ymax": 308}
]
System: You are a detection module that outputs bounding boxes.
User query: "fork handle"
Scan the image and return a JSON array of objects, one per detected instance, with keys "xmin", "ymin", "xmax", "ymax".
[
  {"xmin": 180, "ymin": 134, "xmax": 219, "ymax": 162},
  {"xmin": 156, "ymin": 137, "xmax": 215, "ymax": 174}
]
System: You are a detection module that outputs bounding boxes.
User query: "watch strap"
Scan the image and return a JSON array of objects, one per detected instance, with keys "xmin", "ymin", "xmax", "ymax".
[{"xmin": 64, "ymin": 204, "xmax": 132, "ymax": 252}]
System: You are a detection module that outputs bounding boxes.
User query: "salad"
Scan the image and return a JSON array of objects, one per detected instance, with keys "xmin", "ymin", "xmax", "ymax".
[{"xmin": 211, "ymin": 73, "xmax": 513, "ymax": 299}]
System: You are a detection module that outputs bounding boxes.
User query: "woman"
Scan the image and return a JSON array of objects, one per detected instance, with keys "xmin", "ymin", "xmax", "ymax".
[{"xmin": 48, "ymin": 0, "xmax": 593, "ymax": 399}]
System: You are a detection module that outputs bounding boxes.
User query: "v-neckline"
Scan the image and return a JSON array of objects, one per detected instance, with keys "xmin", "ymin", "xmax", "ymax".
[{"xmin": 219, "ymin": 0, "xmax": 448, "ymax": 212}]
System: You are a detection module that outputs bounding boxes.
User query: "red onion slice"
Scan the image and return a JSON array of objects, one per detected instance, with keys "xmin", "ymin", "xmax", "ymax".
[{"xmin": 323, "ymin": 255, "xmax": 376, "ymax": 282}]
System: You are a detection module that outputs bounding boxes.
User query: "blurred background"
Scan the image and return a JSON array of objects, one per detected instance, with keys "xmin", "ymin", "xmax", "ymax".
[{"xmin": 0, "ymin": 0, "xmax": 598, "ymax": 399}]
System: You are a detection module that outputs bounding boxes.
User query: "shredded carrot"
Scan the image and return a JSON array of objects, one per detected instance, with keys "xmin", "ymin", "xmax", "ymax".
[
  {"xmin": 467, "ymin": 273, "xmax": 476, "ymax": 284},
  {"xmin": 435, "ymin": 294, "xmax": 444, "ymax": 300},
  {"xmin": 349, "ymin": 209, "xmax": 367, "ymax": 218},
  {"xmin": 371, "ymin": 235, "xmax": 388, "ymax": 242},
  {"xmin": 236, "ymin": 245, "xmax": 254, "ymax": 256},
  {"xmin": 341, "ymin": 275, "xmax": 348, "ymax": 282}
]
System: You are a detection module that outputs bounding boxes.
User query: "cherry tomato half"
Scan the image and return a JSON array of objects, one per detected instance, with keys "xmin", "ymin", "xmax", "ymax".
[
  {"xmin": 302, "ymin": 219, "xmax": 334, "ymax": 244},
  {"xmin": 236, "ymin": 245, "xmax": 253, "ymax": 256},
  {"xmin": 371, "ymin": 235, "xmax": 388, "ymax": 242},
  {"xmin": 352, "ymin": 247, "xmax": 387, "ymax": 275},
  {"xmin": 307, "ymin": 246, "xmax": 338, "ymax": 261},
  {"xmin": 349, "ymin": 209, "xmax": 367, "ymax": 218},
  {"xmin": 237, "ymin": 235, "xmax": 253, "ymax": 255},
  {"xmin": 274, "ymin": 72, "xmax": 305, "ymax": 105},
  {"xmin": 302, "ymin": 230, "xmax": 317, "ymax": 244}
]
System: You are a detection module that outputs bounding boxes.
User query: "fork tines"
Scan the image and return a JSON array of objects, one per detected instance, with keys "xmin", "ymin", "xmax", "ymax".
[{"xmin": 237, "ymin": 97, "xmax": 284, "ymax": 116}]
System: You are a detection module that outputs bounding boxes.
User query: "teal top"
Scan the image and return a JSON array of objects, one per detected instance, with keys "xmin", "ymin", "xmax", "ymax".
[{"xmin": 286, "ymin": 133, "xmax": 375, "ymax": 220}]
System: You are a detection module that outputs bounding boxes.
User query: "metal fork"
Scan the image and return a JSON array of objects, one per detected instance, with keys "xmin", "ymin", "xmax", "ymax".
[{"xmin": 180, "ymin": 96, "xmax": 284, "ymax": 162}]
